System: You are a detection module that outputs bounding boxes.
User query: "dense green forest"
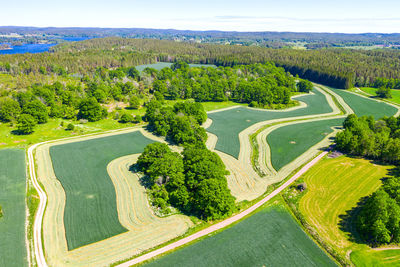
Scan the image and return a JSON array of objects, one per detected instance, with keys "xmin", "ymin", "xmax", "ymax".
[
  {"xmin": 1, "ymin": 38, "xmax": 400, "ymax": 89},
  {"xmin": 0, "ymin": 61, "xmax": 297, "ymax": 134},
  {"xmin": 336, "ymin": 115, "xmax": 400, "ymax": 164},
  {"xmin": 137, "ymin": 101, "xmax": 236, "ymax": 220}
]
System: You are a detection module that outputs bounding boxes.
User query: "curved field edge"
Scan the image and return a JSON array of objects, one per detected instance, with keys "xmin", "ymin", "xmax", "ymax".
[
  {"xmin": 0, "ymin": 149, "xmax": 28, "ymax": 267},
  {"xmin": 287, "ymin": 155, "xmax": 400, "ymax": 266},
  {"xmin": 33, "ymin": 127, "xmax": 192, "ymax": 267},
  {"xmin": 141, "ymin": 202, "xmax": 337, "ymax": 267}
]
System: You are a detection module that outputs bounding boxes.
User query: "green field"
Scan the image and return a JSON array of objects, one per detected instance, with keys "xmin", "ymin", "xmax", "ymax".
[
  {"xmin": 360, "ymin": 87, "xmax": 400, "ymax": 106},
  {"xmin": 50, "ymin": 131, "xmax": 155, "ymax": 250},
  {"xmin": 268, "ymin": 118, "xmax": 344, "ymax": 171},
  {"xmin": 144, "ymin": 204, "xmax": 336, "ymax": 267},
  {"xmin": 297, "ymin": 155, "xmax": 399, "ymax": 266},
  {"xmin": 207, "ymin": 89, "xmax": 332, "ymax": 158},
  {"xmin": 329, "ymin": 87, "xmax": 397, "ymax": 118},
  {"xmin": 0, "ymin": 149, "xmax": 27, "ymax": 267},
  {"xmin": 135, "ymin": 62, "xmax": 217, "ymax": 72}
]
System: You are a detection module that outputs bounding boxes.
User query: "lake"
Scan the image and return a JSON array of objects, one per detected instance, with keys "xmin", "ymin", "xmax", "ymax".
[{"xmin": 0, "ymin": 37, "xmax": 91, "ymax": 55}]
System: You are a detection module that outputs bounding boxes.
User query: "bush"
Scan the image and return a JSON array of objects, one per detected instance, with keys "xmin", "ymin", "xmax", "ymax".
[
  {"xmin": 66, "ymin": 123, "xmax": 75, "ymax": 131},
  {"xmin": 129, "ymin": 96, "xmax": 141, "ymax": 109},
  {"xmin": 249, "ymin": 101, "xmax": 258, "ymax": 107},
  {"xmin": 119, "ymin": 113, "xmax": 133, "ymax": 123},
  {"xmin": 376, "ymin": 87, "xmax": 392, "ymax": 99},
  {"xmin": 132, "ymin": 115, "xmax": 142, "ymax": 123},
  {"xmin": 16, "ymin": 114, "xmax": 37, "ymax": 134}
]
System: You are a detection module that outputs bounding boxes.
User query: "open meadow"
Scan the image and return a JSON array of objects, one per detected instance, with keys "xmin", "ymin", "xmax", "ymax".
[
  {"xmin": 360, "ymin": 87, "xmax": 400, "ymax": 106},
  {"xmin": 143, "ymin": 203, "xmax": 336, "ymax": 267},
  {"xmin": 297, "ymin": 155, "xmax": 400, "ymax": 266},
  {"xmin": 0, "ymin": 149, "xmax": 27, "ymax": 267}
]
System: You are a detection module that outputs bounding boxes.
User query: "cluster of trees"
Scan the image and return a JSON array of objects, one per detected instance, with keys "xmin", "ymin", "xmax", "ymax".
[
  {"xmin": 356, "ymin": 176, "xmax": 400, "ymax": 245},
  {"xmin": 0, "ymin": 82, "xmax": 109, "ymax": 134},
  {"xmin": 373, "ymin": 78, "xmax": 400, "ymax": 89},
  {"xmin": 150, "ymin": 62, "xmax": 296, "ymax": 107},
  {"xmin": 145, "ymin": 100, "xmax": 207, "ymax": 146},
  {"xmin": 137, "ymin": 143, "xmax": 236, "ymax": 221},
  {"xmin": 335, "ymin": 114, "xmax": 400, "ymax": 164}
]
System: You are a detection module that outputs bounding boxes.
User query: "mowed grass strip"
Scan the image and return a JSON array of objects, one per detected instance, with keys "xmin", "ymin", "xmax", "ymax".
[
  {"xmin": 360, "ymin": 87, "xmax": 400, "ymax": 106},
  {"xmin": 0, "ymin": 149, "xmax": 27, "ymax": 267},
  {"xmin": 351, "ymin": 249, "xmax": 400, "ymax": 267},
  {"xmin": 268, "ymin": 118, "xmax": 344, "ymax": 171},
  {"xmin": 207, "ymin": 89, "xmax": 333, "ymax": 158},
  {"xmin": 329, "ymin": 87, "xmax": 398, "ymax": 118},
  {"xmin": 298, "ymin": 156, "xmax": 399, "ymax": 265},
  {"xmin": 144, "ymin": 205, "xmax": 336, "ymax": 267},
  {"xmin": 50, "ymin": 131, "xmax": 154, "ymax": 250}
]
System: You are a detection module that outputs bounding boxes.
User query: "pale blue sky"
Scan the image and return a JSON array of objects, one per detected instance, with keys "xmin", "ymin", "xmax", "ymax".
[{"xmin": 1, "ymin": 0, "xmax": 400, "ymax": 33}]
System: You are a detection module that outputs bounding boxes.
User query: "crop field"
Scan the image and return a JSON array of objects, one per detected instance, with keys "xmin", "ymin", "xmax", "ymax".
[
  {"xmin": 329, "ymin": 87, "xmax": 398, "ymax": 118},
  {"xmin": 49, "ymin": 131, "xmax": 155, "ymax": 250},
  {"xmin": 0, "ymin": 149, "xmax": 27, "ymax": 267},
  {"xmin": 144, "ymin": 204, "xmax": 336, "ymax": 267},
  {"xmin": 207, "ymin": 88, "xmax": 333, "ymax": 158},
  {"xmin": 267, "ymin": 118, "xmax": 344, "ymax": 171},
  {"xmin": 135, "ymin": 62, "xmax": 217, "ymax": 72},
  {"xmin": 298, "ymin": 155, "xmax": 399, "ymax": 265}
]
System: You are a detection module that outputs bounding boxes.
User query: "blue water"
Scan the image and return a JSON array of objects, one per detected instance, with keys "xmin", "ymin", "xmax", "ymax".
[
  {"xmin": 0, "ymin": 43, "xmax": 56, "ymax": 55},
  {"xmin": 0, "ymin": 37, "xmax": 91, "ymax": 55}
]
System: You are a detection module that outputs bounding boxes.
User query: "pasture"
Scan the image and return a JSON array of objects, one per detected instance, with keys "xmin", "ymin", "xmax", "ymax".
[
  {"xmin": 330, "ymin": 87, "xmax": 398, "ymax": 118},
  {"xmin": 360, "ymin": 87, "xmax": 400, "ymax": 106},
  {"xmin": 144, "ymin": 204, "xmax": 336, "ymax": 267},
  {"xmin": 298, "ymin": 155, "xmax": 399, "ymax": 265},
  {"xmin": 267, "ymin": 118, "xmax": 344, "ymax": 171},
  {"xmin": 207, "ymin": 88, "xmax": 333, "ymax": 158},
  {"xmin": 49, "ymin": 131, "xmax": 154, "ymax": 250},
  {"xmin": 135, "ymin": 62, "xmax": 217, "ymax": 72},
  {"xmin": 0, "ymin": 149, "xmax": 27, "ymax": 267}
]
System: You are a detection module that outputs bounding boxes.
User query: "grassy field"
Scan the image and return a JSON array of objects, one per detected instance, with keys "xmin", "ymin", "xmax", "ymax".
[
  {"xmin": 135, "ymin": 62, "xmax": 217, "ymax": 72},
  {"xmin": 360, "ymin": 87, "xmax": 400, "ymax": 106},
  {"xmin": 297, "ymin": 155, "xmax": 400, "ymax": 266},
  {"xmin": 267, "ymin": 118, "xmax": 344, "ymax": 171},
  {"xmin": 49, "ymin": 131, "xmax": 155, "ymax": 250},
  {"xmin": 207, "ymin": 89, "xmax": 332, "ymax": 158},
  {"xmin": 144, "ymin": 203, "xmax": 336, "ymax": 267},
  {"xmin": 0, "ymin": 149, "xmax": 27, "ymax": 267},
  {"xmin": 329, "ymin": 87, "xmax": 397, "ymax": 118}
]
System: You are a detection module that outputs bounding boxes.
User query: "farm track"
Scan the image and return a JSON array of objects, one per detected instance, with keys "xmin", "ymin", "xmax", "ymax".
[{"xmin": 28, "ymin": 84, "xmax": 400, "ymax": 266}]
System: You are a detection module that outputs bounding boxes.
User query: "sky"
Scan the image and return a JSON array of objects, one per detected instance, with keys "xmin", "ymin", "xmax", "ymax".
[{"xmin": 1, "ymin": 0, "xmax": 400, "ymax": 33}]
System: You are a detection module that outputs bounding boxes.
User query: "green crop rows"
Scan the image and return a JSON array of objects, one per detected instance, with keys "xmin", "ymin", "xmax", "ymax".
[
  {"xmin": 49, "ymin": 131, "xmax": 154, "ymax": 250},
  {"xmin": 207, "ymin": 89, "xmax": 332, "ymax": 158},
  {"xmin": 0, "ymin": 149, "xmax": 27, "ymax": 267},
  {"xmin": 145, "ymin": 205, "xmax": 336, "ymax": 267},
  {"xmin": 268, "ymin": 118, "xmax": 344, "ymax": 171}
]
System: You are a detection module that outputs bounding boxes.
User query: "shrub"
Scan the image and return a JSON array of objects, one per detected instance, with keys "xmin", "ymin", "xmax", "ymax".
[{"xmin": 66, "ymin": 123, "xmax": 75, "ymax": 131}]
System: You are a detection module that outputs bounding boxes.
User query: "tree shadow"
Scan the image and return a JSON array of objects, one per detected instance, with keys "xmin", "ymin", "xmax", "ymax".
[
  {"xmin": 128, "ymin": 164, "xmax": 153, "ymax": 189},
  {"xmin": 11, "ymin": 129, "xmax": 30, "ymax": 135},
  {"xmin": 338, "ymin": 196, "xmax": 369, "ymax": 245}
]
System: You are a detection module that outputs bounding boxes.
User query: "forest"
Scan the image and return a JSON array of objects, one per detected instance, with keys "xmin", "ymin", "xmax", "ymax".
[
  {"xmin": 1, "ymin": 38, "xmax": 400, "ymax": 89},
  {"xmin": 335, "ymin": 114, "xmax": 400, "ymax": 164},
  {"xmin": 0, "ymin": 61, "xmax": 298, "ymax": 134}
]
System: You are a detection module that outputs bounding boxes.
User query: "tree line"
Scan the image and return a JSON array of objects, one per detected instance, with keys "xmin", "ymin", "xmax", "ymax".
[{"xmin": 137, "ymin": 101, "xmax": 236, "ymax": 220}]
